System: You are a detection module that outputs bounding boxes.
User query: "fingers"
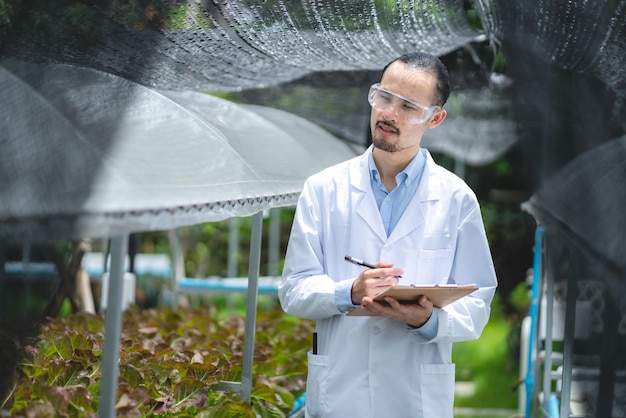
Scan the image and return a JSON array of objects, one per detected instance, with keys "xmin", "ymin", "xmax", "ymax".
[
  {"xmin": 359, "ymin": 261, "xmax": 403, "ymax": 278},
  {"xmin": 417, "ymin": 295, "xmax": 433, "ymax": 309},
  {"xmin": 362, "ymin": 267, "xmax": 403, "ymax": 279},
  {"xmin": 372, "ymin": 276, "xmax": 398, "ymax": 287},
  {"xmin": 363, "ymin": 296, "xmax": 433, "ymax": 327},
  {"xmin": 351, "ymin": 264, "xmax": 402, "ymax": 304}
]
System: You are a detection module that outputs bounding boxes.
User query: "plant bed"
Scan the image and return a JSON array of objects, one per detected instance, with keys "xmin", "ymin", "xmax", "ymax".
[{"xmin": 1, "ymin": 306, "xmax": 313, "ymax": 417}]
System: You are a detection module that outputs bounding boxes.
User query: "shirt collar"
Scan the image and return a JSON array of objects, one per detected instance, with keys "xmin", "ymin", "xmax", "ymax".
[{"xmin": 368, "ymin": 148, "xmax": 426, "ymax": 187}]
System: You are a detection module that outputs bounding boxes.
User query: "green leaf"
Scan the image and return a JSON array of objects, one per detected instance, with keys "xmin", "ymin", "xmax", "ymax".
[
  {"xmin": 115, "ymin": 406, "xmax": 143, "ymax": 417},
  {"xmin": 209, "ymin": 399, "xmax": 256, "ymax": 418},
  {"xmin": 19, "ymin": 362, "xmax": 48, "ymax": 380},
  {"xmin": 173, "ymin": 377, "xmax": 208, "ymax": 410},
  {"xmin": 187, "ymin": 363, "xmax": 220, "ymax": 385},
  {"xmin": 51, "ymin": 333, "xmax": 74, "ymax": 361},
  {"xmin": 251, "ymin": 383, "xmax": 277, "ymax": 403},
  {"xmin": 251, "ymin": 395, "xmax": 286, "ymax": 418},
  {"xmin": 119, "ymin": 364, "xmax": 144, "ymax": 389},
  {"xmin": 39, "ymin": 385, "xmax": 70, "ymax": 415},
  {"xmin": 6, "ymin": 383, "xmax": 31, "ymax": 414},
  {"xmin": 268, "ymin": 383, "xmax": 295, "ymax": 409},
  {"xmin": 145, "ymin": 363, "xmax": 172, "ymax": 386},
  {"xmin": 19, "ymin": 400, "xmax": 56, "ymax": 417},
  {"xmin": 66, "ymin": 385, "xmax": 95, "ymax": 414},
  {"xmin": 46, "ymin": 361, "xmax": 68, "ymax": 386},
  {"xmin": 170, "ymin": 336, "xmax": 191, "ymax": 351}
]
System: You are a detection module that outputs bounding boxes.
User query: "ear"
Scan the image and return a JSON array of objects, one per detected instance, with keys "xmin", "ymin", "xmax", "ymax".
[{"xmin": 428, "ymin": 109, "xmax": 447, "ymax": 129}]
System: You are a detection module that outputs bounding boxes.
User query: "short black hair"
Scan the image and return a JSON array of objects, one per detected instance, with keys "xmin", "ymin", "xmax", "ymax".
[{"xmin": 382, "ymin": 52, "xmax": 451, "ymax": 107}]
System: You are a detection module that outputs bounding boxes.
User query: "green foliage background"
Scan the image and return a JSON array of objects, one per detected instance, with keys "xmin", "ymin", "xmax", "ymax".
[{"xmin": 1, "ymin": 306, "xmax": 313, "ymax": 417}]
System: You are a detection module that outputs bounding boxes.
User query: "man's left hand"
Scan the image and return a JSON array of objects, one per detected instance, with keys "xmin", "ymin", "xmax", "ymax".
[{"xmin": 361, "ymin": 295, "xmax": 433, "ymax": 328}]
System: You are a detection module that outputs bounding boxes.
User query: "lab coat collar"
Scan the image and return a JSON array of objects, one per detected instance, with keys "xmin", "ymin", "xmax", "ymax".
[
  {"xmin": 419, "ymin": 151, "xmax": 442, "ymax": 202},
  {"xmin": 387, "ymin": 151, "xmax": 440, "ymax": 244},
  {"xmin": 350, "ymin": 147, "xmax": 441, "ymax": 243},
  {"xmin": 352, "ymin": 147, "xmax": 386, "ymax": 241},
  {"xmin": 351, "ymin": 146, "xmax": 373, "ymax": 193}
]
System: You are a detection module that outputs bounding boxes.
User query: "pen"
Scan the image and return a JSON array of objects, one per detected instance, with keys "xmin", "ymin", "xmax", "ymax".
[
  {"xmin": 344, "ymin": 255, "xmax": 402, "ymax": 278},
  {"xmin": 344, "ymin": 255, "xmax": 377, "ymax": 269}
]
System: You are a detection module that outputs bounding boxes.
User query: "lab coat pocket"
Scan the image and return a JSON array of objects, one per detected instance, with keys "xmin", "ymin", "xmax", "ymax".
[
  {"xmin": 419, "ymin": 363, "xmax": 455, "ymax": 418},
  {"xmin": 417, "ymin": 249, "xmax": 453, "ymax": 283},
  {"xmin": 306, "ymin": 351, "xmax": 330, "ymax": 418}
]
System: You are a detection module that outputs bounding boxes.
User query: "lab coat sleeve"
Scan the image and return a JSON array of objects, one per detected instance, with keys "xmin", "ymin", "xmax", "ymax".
[
  {"xmin": 407, "ymin": 310, "xmax": 439, "ymax": 340},
  {"xmin": 414, "ymin": 203, "xmax": 497, "ymax": 344},
  {"xmin": 278, "ymin": 178, "xmax": 349, "ymax": 320}
]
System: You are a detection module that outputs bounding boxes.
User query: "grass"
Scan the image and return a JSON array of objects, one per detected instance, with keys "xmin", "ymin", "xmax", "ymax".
[{"xmin": 453, "ymin": 292, "xmax": 520, "ymax": 411}]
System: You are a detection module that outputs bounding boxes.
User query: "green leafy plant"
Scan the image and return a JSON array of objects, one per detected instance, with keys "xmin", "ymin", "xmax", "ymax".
[{"xmin": 1, "ymin": 306, "xmax": 313, "ymax": 417}]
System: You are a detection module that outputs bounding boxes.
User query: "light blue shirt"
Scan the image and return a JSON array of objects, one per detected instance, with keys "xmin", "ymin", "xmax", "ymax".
[
  {"xmin": 368, "ymin": 148, "xmax": 426, "ymax": 236},
  {"xmin": 336, "ymin": 147, "xmax": 438, "ymax": 338}
]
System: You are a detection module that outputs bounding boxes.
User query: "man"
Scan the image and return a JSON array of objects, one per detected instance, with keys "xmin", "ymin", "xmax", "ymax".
[{"xmin": 278, "ymin": 51, "xmax": 497, "ymax": 418}]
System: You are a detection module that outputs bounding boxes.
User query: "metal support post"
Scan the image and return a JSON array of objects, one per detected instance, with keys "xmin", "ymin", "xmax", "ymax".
[
  {"xmin": 559, "ymin": 246, "xmax": 579, "ymax": 418},
  {"xmin": 241, "ymin": 211, "xmax": 263, "ymax": 402},
  {"xmin": 99, "ymin": 234, "xmax": 129, "ymax": 418}
]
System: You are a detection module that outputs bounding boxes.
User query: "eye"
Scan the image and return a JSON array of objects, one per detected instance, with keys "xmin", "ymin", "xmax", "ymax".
[
  {"xmin": 402, "ymin": 101, "xmax": 417, "ymax": 112},
  {"xmin": 378, "ymin": 91, "xmax": 393, "ymax": 103}
]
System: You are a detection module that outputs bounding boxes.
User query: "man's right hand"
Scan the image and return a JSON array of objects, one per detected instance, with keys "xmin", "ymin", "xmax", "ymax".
[{"xmin": 350, "ymin": 262, "xmax": 403, "ymax": 304}]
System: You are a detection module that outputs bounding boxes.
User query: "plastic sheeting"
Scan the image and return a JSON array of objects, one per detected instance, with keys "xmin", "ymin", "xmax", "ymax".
[
  {"xmin": 0, "ymin": 1, "xmax": 624, "ymax": 248},
  {"xmin": 1, "ymin": 1, "xmax": 622, "ymax": 98},
  {"xmin": 0, "ymin": 60, "xmax": 357, "ymax": 244},
  {"xmin": 476, "ymin": 0, "xmax": 626, "ymax": 98},
  {"xmin": 2, "ymin": 1, "xmax": 623, "ymax": 167},
  {"xmin": 526, "ymin": 134, "xmax": 626, "ymax": 305},
  {"xmin": 0, "ymin": 0, "xmax": 482, "ymax": 91},
  {"xmin": 421, "ymin": 86, "xmax": 516, "ymax": 165}
]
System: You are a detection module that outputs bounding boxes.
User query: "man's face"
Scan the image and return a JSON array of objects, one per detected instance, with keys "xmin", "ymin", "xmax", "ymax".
[{"xmin": 370, "ymin": 62, "xmax": 445, "ymax": 154}]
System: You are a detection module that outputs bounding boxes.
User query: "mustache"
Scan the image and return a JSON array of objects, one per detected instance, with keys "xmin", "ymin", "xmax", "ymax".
[{"xmin": 376, "ymin": 120, "xmax": 398, "ymax": 132}]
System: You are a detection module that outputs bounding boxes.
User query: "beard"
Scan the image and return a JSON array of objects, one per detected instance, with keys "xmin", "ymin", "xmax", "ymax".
[
  {"xmin": 372, "ymin": 136, "xmax": 399, "ymax": 153},
  {"xmin": 372, "ymin": 121, "xmax": 401, "ymax": 152}
]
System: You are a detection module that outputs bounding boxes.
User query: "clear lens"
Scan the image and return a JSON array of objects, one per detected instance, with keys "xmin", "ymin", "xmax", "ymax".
[{"xmin": 368, "ymin": 83, "xmax": 439, "ymax": 124}]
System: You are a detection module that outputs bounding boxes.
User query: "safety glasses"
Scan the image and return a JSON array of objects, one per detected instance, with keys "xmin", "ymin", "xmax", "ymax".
[{"xmin": 368, "ymin": 83, "xmax": 441, "ymax": 124}]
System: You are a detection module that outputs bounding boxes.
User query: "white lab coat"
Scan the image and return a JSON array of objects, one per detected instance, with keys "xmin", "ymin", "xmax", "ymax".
[{"xmin": 279, "ymin": 148, "xmax": 497, "ymax": 418}]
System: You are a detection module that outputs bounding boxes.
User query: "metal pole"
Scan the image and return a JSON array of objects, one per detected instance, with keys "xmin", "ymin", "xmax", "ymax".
[
  {"xmin": 268, "ymin": 209, "xmax": 280, "ymax": 277},
  {"xmin": 228, "ymin": 217, "xmax": 240, "ymax": 278},
  {"xmin": 560, "ymin": 245, "xmax": 579, "ymax": 418},
  {"xmin": 168, "ymin": 229, "xmax": 184, "ymax": 309},
  {"xmin": 227, "ymin": 217, "xmax": 240, "ymax": 313},
  {"xmin": 241, "ymin": 212, "xmax": 263, "ymax": 402},
  {"xmin": 99, "ymin": 234, "xmax": 128, "ymax": 418},
  {"xmin": 597, "ymin": 288, "xmax": 618, "ymax": 417},
  {"xmin": 525, "ymin": 226, "xmax": 545, "ymax": 418},
  {"xmin": 542, "ymin": 236, "xmax": 556, "ymax": 417}
]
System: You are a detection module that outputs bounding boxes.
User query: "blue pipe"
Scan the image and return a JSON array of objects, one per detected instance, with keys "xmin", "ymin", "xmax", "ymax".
[
  {"xmin": 525, "ymin": 226, "xmax": 545, "ymax": 418},
  {"xmin": 289, "ymin": 393, "xmax": 306, "ymax": 416},
  {"xmin": 548, "ymin": 393, "xmax": 560, "ymax": 417}
]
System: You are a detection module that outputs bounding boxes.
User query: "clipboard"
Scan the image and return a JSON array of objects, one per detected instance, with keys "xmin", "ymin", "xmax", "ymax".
[{"xmin": 346, "ymin": 284, "xmax": 478, "ymax": 316}]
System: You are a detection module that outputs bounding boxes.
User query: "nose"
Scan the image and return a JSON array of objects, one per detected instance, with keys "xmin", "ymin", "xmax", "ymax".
[{"xmin": 380, "ymin": 104, "xmax": 398, "ymax": 121}]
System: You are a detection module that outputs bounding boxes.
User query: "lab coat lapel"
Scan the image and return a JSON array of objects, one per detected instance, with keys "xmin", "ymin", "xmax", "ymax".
[
  {"xmin": 387, "ymin": 154, "xmax": 440, "ymax": 245},
  {"xmin": 352, "ymin": 152, "xmax": 387, "ymax": 242}
]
